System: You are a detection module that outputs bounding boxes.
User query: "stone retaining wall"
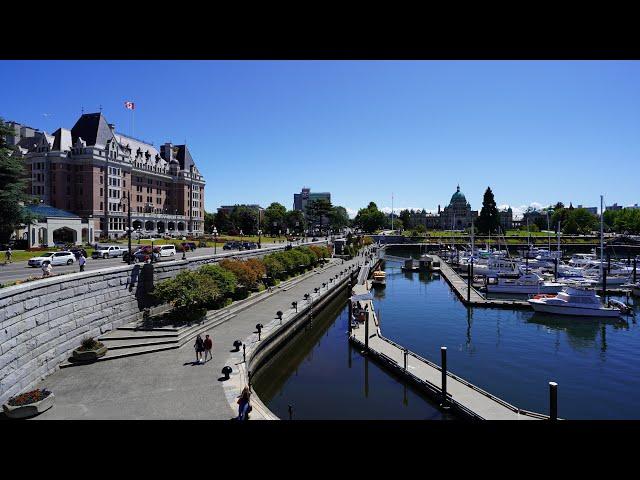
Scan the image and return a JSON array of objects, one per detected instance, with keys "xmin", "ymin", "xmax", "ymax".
[{"xmin": 0, "ymin": 242, "xmax": 328, "ymax": 405}]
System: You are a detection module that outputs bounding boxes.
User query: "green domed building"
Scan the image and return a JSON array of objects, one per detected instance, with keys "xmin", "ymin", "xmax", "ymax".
[{"xmin": 439, "ymin": 185, "xmax": 478, "ymax": 230}]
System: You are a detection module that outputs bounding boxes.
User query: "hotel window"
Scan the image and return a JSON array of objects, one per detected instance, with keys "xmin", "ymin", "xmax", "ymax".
[{"xmin": 100, "ymin": 176, "xmax": 103, "ymax": 184}]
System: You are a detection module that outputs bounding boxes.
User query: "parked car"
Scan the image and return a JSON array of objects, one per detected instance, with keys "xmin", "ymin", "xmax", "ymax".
[
  {"xmin": 242, "ymin": 242, "xmax": 258, "ymax": 250},
  {"xmin": 181, "ymin": 242, "xmax": 197, "ymax": 251},
  {"xmin": 92, "ymin": 245, "xmax": 125, "ymax": 259},
  {"xmin": 28, "ymin": 251, "xmax": 75, "ymax": 267},
  {"xmin": 223, "ymin": 241, "xmax": 240, "ymax": 250},
  {"xmin": 158, "ymin": 244, "xmax": 177, "ymax": 257},
  {"xmin": 69, "ymin": 247, "xmax": 88, "ymax": 260},
  {"xmin": 125, "ymin": 245, "xmax": 161, "ymax": 263}
]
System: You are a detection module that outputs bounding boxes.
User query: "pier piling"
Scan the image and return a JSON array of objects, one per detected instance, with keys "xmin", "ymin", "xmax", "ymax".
[
  {"xmin": 549, "ymin": 382, "xmax": 558, "ymax": 421},
  {"xmin": 467, "ymin": 263, "xmax": 471, "ymax": 302},
  {"xmin": 365, "ymin": 311, "xmax": 369, "ymax": 352},
  {"xmin": 441, "ymin": 346, "xmax": 448, "ymax": 408},
  {"xmin": 288, "ymin": 404, "xmax": 293, "ymax": 420}
]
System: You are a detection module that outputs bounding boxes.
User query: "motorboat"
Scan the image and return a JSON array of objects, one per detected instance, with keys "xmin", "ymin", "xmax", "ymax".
[
  {"xmin": 535, "ymin": 249, "xmax": 562, "ymax": 262},
  {"xmin": 528, "ymin": 286, "xmax": 621, "ymax": 318},
  {"xmin": 471, "ymin": 257, "xmax": 520, "ymax": 277},
  {"xmin": 485, "ymin": 272, "xmax": 564, "ymax": 294},
  {"xmin": 568, "ymin": 253, "xmax": 597, "ymax": 267},
  {"xmin": 371, "ymin": 270, "xmax": 386, "ymax": 287}
]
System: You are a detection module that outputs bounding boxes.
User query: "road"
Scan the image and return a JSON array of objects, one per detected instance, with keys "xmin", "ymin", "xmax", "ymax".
[{"xmin": 0, "ymin": 242, "xmax": 292, "ymax": 285}]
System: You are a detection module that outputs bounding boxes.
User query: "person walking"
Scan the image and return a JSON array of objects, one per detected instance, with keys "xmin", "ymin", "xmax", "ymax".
[
  {"xmin": 42, "ymin": 262, "xmax": 52, "ymax": 278},
  {"xmin": 236, "ymin": 386, "xmax": 252, "ymax": 420},
  {"xmin": 5, "ymin": 247, "xmax": 12, "ymax": 264},
  {"xmin": 78, "ymin": 253, "xmax": 86, "ymax": 272},
  {"xmin": 194, "ymin": 334, "xmax": 205, "ymax": 364},
  {"xmin": 203, "ymin": 334, "xmax": 213, "ymax": 362}
]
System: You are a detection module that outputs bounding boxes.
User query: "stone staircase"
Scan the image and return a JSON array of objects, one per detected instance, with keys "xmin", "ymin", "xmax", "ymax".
[{"xmin": 59, "ymin": 260, "xmax": 337, "ymax": 368}]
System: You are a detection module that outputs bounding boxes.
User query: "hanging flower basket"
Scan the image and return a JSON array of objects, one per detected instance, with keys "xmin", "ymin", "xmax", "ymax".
[{"xmin": 3, "ymin": 388, "xmax": 55, "ymax": 419}]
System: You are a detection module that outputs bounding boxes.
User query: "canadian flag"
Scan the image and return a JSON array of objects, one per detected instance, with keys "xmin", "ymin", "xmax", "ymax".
[{"xmin": 124, "ymin": 101, "xmax": 135, "ymax": 110}]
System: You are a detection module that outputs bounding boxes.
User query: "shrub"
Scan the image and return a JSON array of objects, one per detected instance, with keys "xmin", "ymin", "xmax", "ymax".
[
  {"xmin": 153, "ymin": 270, "xmax": 220, "ymax": 313},
  {"xmin": 219, "ymin": 259, "xmax": 261, "ymax": 290},
  {"xmin": 199, "ymin": 264, "xmax": 237, "ymax": 298},
  {"xmin": 246, "ymin": 258, "xmax": 267, "ymax": 281},
  {"xmin": 263, "ymin": 254, "xmax": 285, "ymax": 279},
  {"xmin": 78, "ymin": 337, "xmax": 104, "ymax": 351}
]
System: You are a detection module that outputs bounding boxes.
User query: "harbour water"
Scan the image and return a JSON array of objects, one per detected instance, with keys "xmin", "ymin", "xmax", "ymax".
[{"xmin": 254, "ymin": 248, "xmax": 640, "ymax": 419}]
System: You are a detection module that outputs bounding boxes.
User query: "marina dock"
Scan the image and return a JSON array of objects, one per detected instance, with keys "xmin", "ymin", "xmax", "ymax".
[
  {"xmin": 433, "ymin": 255, "xmax": 532, "ymax": 309},
  {"xmin": 349, "ymin": 251, "xmax": 549, "ymax": 420},
  {"xmin": 349, "ymin": 255, "xmax": 550, "ymax": 420}
]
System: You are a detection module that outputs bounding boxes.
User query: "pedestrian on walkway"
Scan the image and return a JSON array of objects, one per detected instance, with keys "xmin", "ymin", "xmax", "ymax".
[
  {"xmin": 194, "ymin": 334, "xmax": 205, "ymax": 363},
  {"xmin": 42, "ymin": 262, "xmax": 52, "ymax": 277},
  {"xmin": 5, "ymin": 247, "xmax": 12, "ymax": 264},
  {"xmin": 78, "ymin": 253, "xmax": 86, "ymax": 272},
  {"xmin": 203, "ymin": 334, "xmax": 213, "ymax": 362},
  {"xmin": 236, "ymin": 386, "xmax": 252, "ymax": 420}
]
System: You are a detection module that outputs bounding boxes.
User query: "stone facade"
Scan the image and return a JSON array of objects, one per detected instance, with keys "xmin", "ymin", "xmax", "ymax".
[
  {"xmin": 6, "ymin": 113, "xmax": 206, "ymax": 239},
  {"xmin": 439, "ymin": 185, "xmax": 478, "ymax": 230},
  {"xmin": 0, "ymin": 243, "xmax": 321, "ymax": 405}
]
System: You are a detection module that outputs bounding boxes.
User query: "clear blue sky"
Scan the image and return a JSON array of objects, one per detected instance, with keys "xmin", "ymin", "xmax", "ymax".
[{"xmin": 1, "ymin": 60, "xmax": 639, "ymax": 218}]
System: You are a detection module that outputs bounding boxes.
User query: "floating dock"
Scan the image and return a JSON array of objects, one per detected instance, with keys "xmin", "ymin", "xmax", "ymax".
[{"xmin": 348, "ymin": 257, "xmax": 550, "ymax": 420}]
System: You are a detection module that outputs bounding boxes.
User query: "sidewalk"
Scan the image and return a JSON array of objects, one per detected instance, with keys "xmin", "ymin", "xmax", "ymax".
[{"xmin": 33, "ymin": 255, "xmax": 364, "ymax": 419}]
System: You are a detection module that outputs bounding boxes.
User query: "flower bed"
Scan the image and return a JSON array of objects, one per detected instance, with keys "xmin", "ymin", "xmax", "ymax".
[{"xmin": 3, "ymin": 388, "xmax": 55, "ymax": 419}]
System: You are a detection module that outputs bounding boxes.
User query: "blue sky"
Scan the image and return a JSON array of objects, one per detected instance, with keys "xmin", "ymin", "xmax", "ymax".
[{"xmin": 1, "ymin": 60, "xmax": 639, "ymax": 218}]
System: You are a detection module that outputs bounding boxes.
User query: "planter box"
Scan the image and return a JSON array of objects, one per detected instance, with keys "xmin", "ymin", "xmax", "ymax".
[
  {"xmin": 3, "ymin": 392, "xmax": 55, "ymax": 419},
  {"xmin": 71, "ymin": 344, "xmax": 108, "ymax": 363}
]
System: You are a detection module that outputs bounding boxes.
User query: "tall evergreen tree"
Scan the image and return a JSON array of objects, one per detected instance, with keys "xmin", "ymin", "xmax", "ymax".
[
  {"xmin": 0, "ymin": 119, "xmax": 30, "ymax": 244},
  {"xmin": 477, "ymin": 187, "xmax": 500, "ymax": 233}
]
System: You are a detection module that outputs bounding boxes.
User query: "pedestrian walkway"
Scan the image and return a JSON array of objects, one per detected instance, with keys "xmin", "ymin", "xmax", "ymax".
[{"xmin": 33, "ymin": 256, "xmax": 361, "ymax": 419}]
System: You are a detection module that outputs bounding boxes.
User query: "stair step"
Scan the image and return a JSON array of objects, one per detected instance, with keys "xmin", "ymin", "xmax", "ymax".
[
  {"xmin": 117, "ymin": 326, "xmax": 179, "ymax": 332},
  {"xmin": 59, "ymin": 343, "xmax": 179, "ymax": 368},
  {"xmin": 99, "ymin": 329, "xmax": 179, "ymax": 340},
  {"xmin": 99, "ymin": 337, "xmax": 179, "ymax": 349}
]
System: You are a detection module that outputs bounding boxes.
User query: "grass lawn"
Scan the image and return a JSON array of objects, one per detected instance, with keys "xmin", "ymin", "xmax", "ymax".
[{"xmin": 3, "ymin": 248, "xmax": 97, "ymax": 263}]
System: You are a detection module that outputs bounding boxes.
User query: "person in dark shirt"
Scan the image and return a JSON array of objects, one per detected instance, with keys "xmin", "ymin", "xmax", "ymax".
[
  {"xmin": 203, "ymin": 334, "xmax": 213, "ymax": 362},
  {"xmin": 194, "ymin": 334, "xmax": 205, "ymax": 364}
]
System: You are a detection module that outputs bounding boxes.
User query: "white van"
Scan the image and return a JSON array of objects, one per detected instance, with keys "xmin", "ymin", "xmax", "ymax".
[{"xmin": 159, "ymin": 244, "xmax": 177, "ymax": 257}]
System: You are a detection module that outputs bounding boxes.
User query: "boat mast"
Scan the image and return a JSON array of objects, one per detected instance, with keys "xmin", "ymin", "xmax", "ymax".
[
  {"xmin": 600, "ymin": 195, "xmax": 604, "ymax": 280},
  {"xmin": 557, "ymin": 219, "xmax": 561, "ymax": 253},
  {"xmin": 471, "ymin": 217, "xmax": 475, "ymax": 256}
]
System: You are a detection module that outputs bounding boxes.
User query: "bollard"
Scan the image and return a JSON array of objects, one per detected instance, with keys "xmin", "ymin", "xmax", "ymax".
[
  {"xmin": 549, "ymin": 382, "xmax": 558, "ymax": 420},
  {"xmin": 467, "ymin": 263, "xmax": 471, "ymax": 302},
  {"xmin": 256, "ymin": 323, "xmax": 263, "ymax": 341},
  {"xmin": 440, "ymin": 346, "xmax": 448, "ymax": 408},
  {"xmin": 404, "ymin": 348, "xmax": 408, "ymax": 371},
  {"xmin": 243, "ymin": 343, "xmax": 246, "ymax": 363},
  {"xmin": 364, "ymin": 310, "xmax": 369, "ymax": 352},
  {"xmin": 292, "ymin": 301, "xmax": 298, "ymax": 312},
  {"xmin": 276, "ymin": 311, "xmax": 283, "ymax": 324},
  {"xmin": 288, "ymin": 404, "xmax": 293, "ymax": 420}
]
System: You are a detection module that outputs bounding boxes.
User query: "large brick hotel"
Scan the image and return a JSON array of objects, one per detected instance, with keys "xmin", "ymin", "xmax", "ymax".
[{"xmin": 7, "ymin": 112, "xmax": 206, "ymax": 240}]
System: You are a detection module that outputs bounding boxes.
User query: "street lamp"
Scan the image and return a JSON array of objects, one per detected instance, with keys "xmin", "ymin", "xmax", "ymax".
[
  {"xmin": 212, "ymin": 226, "xmax": 218, "ymax": 254},
  {"xmin": 258, "ymin": 229, "xmax": 262, "ymax": 249},
  {"xmin": 120, "ymin": 192, "xmax": 133, "ymax": 265}
]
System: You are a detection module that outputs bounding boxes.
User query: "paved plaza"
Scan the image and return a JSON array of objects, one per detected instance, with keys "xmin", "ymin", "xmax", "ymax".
[{"xmin": 32, "ymin": 254, "xmax": 364, "ymax": 419}]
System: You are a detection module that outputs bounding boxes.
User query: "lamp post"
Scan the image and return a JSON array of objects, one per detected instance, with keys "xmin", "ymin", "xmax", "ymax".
[
  {"xmin": 212, "ymin": 226, "xmax": 218, "ymax": 254},
  {"xmin": 258, "ymin": 229, "xmax": 262, "ymax": 249},
  {"xmin": 120, "ymin": 192, "xmax": 133, "ymax": 265}
]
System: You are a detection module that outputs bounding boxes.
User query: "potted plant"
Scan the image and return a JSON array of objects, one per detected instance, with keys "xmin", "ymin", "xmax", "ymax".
[
  {"xmin": 72, "ymin": 337, "xmax": 108, "ymax": 363},
  {"xmin": 3, "ymin": 388, "xmax": 55, "ymax": 419}
]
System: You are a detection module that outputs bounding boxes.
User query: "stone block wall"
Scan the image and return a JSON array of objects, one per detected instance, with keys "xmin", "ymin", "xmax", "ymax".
[{"xmin": 0, "ymin": 242, "xmax": 327, "ymax": 405}]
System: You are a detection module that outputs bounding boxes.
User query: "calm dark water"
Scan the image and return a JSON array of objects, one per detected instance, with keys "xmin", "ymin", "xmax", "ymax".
[{"xmin": 255, "ymin": 248, "xmax": 640, "ymax": 419}]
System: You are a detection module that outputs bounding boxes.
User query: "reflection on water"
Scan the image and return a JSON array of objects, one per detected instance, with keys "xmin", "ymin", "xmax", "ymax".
[
  {"xmin": 252, "ymin": 289, "xmax": 450, "ymax": 420},
  {"xmin": 255, "ymin": 247, "xmax": 640, "ymax": 419}
]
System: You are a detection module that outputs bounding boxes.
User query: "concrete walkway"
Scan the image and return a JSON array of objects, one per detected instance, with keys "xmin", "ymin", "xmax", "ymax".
[{"xmin": 33, "ymin": 254, "xmax": 366, "ymax": 419}]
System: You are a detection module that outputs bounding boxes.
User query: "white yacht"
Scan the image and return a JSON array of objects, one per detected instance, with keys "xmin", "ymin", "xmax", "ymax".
[
  {"xmin": 528, "ymin": 286, "xmax": 621, "ymax": 318},
  {"xmin": 568, "ymin": 253, "xmax": 597, "ymax": 267},
  {"xmin": 472, "ymin": 257, "xmax": 520, "ymax": 277},
  {"xmin": 485, "ymin": 272, "xmax": 564, "ymax": 294}
]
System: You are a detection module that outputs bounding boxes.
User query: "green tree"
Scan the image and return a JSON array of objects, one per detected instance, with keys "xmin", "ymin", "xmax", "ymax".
[
  {"xmin": 477, "ymin": 187, "xmax": 500, "ymax": 234},
  {"xmin": 199, "ymin": 264, "xmax": 236, "ymax": 298},
  {"xmin": 0, "ymin": 119, "xmax": 31, "ymax": 244},
  {"xmin": 204, "ymin": 211, "xmax": 216, "ymax": 233},
  {"xmin": 399, "ymin": 209, "xmax": 412, "ymax": 229},
  {"xmin": 306, "ymin": 199, "xmax": 333, "ymax": 232},
  {"xmin": 328, "ymin": 205, "xmax": 349, "ymax": 232},
  {"xmin": 214, "ymin": 209, "xmax": 233, "ymax": 233},
  {"xmin": 354, "ymin": 202, "xmax": 386, "ymax": 233},
  {"xmin": 230, "ymin": 205, "xmax": 258, "ymax": 235},
  {"xmin": 285, "ymin": 209, "xmax": 306, "ymax": 234},
  {"xmin": 153, "ymin": 271, "xmax": 220, "ymax": 314},
  {"xmin": 264, "ymin": 202, "xmax": 287, "ymax": 235}
]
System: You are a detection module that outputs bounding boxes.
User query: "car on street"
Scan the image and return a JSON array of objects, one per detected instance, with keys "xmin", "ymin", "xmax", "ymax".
[
  {"xmin": 69, "ymin": 247, "xmax": 88, "ymax": 260},
  {"xmin": 223, "ymin": 241, "xmax": 241, "ymax": 250},
  {"xmin": 28, "ymin": 251, "xmax": 76, "ymax": 267},
  {"xmin": 180, "ymin": 242, "xmax": 197, "ymax": 251},
  {"xmin": 92, "ymin": 245, "xmax": 125, "ymax": 259},
  {"xmin": 242, "ymin": 242, "xmax": 258, "ymax": 250},
  {"xmin": 158, "ymin": 244, "xmax": 177, "ymax": 257}
]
